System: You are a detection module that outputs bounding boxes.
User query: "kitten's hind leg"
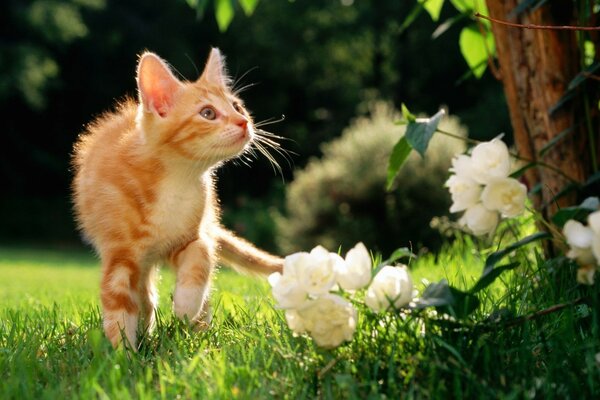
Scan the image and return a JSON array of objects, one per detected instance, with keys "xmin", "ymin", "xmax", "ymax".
[
  {"xmin": 139, "ymin": 265, "xmax": 159, "ymax": 334},
  {"xmin": 170, "ymin": 239, "xmax": 215, "ymax": 327},
  {"xmin": 100, "ymin": 250, "xmax": 142, "ymax": 350}
]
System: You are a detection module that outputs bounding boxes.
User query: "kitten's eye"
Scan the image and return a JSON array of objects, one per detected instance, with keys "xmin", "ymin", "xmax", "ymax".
[
  {"xmin": 199, "ymin": 106, "xmax": 217, "ymax": 120},
  {"xmin": 232, "ymin": 102, "xmax": 243, "ymax": 113}
]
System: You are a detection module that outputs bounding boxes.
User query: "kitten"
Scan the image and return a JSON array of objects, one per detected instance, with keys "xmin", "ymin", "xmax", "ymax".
[{"xmin": 72, "ymin": 48, "xmax": 283, "ymax": 349}]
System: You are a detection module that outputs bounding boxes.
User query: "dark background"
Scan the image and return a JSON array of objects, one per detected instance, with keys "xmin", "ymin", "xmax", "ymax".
[{"xmin": 0, "ymin": 0, "xmax": 510, "ymax": 250}]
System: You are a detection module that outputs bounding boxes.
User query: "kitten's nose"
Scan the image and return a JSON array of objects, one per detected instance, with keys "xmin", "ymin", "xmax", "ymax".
[{"xmin": 235, "ymin": 119, "xmax": 248, "ymax": 130}]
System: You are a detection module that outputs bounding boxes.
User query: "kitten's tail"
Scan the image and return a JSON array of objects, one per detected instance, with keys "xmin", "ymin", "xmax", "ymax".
[{"xmin": 215, "ymin": 227, "xmax": 283, "ymax": 275}]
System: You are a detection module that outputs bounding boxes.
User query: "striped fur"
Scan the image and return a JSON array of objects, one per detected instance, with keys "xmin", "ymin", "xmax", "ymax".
[{"xmin": 72, "ymin": 49, "xmax": 283, "ymax": 349}]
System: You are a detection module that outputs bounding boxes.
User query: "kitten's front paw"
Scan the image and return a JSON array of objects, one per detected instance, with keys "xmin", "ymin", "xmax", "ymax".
[{"xmin": 193, "ymin": 302, "xmax": 212, "ymax": 331}]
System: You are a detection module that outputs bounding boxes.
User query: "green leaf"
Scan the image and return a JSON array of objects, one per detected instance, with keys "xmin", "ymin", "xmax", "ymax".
[
  {"xmin": 187, "ymin": 0, "xmax": 210, "ymax": 18},
  {"xmin": 415, "ymin": 280, "xmax": 479, "ymax": 318},
  {"xmin": 585, "ymin": 40, "xmax": 596, "ymax": 67},
  {"xmin": 449, "ymin": 0, "xmax": 470, "ymax": 13},
  {"xmin": 459, "ymin": 25, "xmax": 494, "ymax": 79},
  {"xmin": 238, "ymin": 0, "xmax": 259, "ymax": 16},
  {"xmin": 510, "ymin": 0, "xmax": 547, "ymax": 16},
  {"xmin": 583, "ymin": 172, "xmax": 600, "ymax": 189},
  {"xmin": 215, "ymin": 0, "xmax": 235, "ymax": 31},
  {"xmin": 386, "ymin": 137, "xmax": 413, "ymax": 191},
  {"xmin": 416, "ymin": 279, "xmax": 454, "ymax": 308},
  {"xmin": 568, "ymin": 61, "xmax": 600, "ymax": 91},
  {"xmin": 552, "ymin": 197, "xmax": 600, "ymax": 227},
  {"xmin": 432, "ymin": 13, "xmax": 468, "ymax": 39},
  {"xmin": 405, "ymin": 109, "xmax": 445, "ymax": 158},
  {"xmin": 509, "ymin": 161, "xmax": 536, "ymax": 179},
  {"xmin": 373, "ymin": 247, "xmax": 416, "ymax": 276},
  {"xmin": 549, "ymin": 62, "xmax": 600, "ymax": 115},
  {"xmin": 399, "ymin": 3, "xmax": 425, "ymax": 34},
  {"xmin": 484, "ymin": 232, "xmax": 551, "ymax": 271},
  {"xmin": 420, "ymin": 0, "xmax": 445, "ymax": 22},
  {"xmin": 538, "ymin": 125, "xmax": 575, "ymax": 157},
  {"xmin": 401, "ymin": 103, "xmax": 416, "ymax": 122},
  {"xmin": 544, "ymin": 183, "xmax": 580, "ymax": 207},
  {"xmin": 470, "ymin": 262, "xmax": 519, "ymax": 293}
]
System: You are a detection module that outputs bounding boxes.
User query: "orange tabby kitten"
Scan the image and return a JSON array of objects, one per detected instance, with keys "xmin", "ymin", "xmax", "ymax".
[{"xmin": 72, "ymin": 48, "xmax": 283, "ymax": 349}]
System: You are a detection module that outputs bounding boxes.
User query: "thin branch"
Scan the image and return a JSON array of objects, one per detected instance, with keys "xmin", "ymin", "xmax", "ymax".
[
  {"xmin": 474, "ymin": 8, "xmax": 501, "ymax": 80},
  {"xmin": 435, "ymin": 128, "xmax": 481, "ymax": 145},
  {"xmin": 582, "ymin": 71, "xmax": 600, "ymax": 82},
  {"xmin": 475, "ymin": 12, "xmax": 600, "ymax": 31}
]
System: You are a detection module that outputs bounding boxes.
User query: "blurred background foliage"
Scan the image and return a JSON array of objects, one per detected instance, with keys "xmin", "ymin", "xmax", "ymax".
[
  {"xmin": 275, "ymin": 102, "xmax": 466, "ymax": 255},
  {"xmin": 0, "ymin": 0, "xmax": 510, "ymax": 254}
]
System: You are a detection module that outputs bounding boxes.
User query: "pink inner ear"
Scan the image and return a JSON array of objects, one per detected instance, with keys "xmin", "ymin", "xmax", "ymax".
[{"xmin": 138, "ymin": 54, "xmax": 181, "ymax": 117}]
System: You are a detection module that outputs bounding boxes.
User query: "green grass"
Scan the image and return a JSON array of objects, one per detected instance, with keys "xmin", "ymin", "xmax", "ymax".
[{"xmin": 1, "ymin": 239, "xmax": 599, "ymax": 399}]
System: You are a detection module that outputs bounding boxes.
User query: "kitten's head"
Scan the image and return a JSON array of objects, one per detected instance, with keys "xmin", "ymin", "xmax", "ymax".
[{"xmin": 136, "ymin": 48, "xmax": 253, "ymax": 166}]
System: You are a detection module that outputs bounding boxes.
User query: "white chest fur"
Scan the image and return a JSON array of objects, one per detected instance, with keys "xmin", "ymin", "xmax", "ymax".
[{"xmin": 150, "ymin": 169, "xmax": 208, "ymax": 251}]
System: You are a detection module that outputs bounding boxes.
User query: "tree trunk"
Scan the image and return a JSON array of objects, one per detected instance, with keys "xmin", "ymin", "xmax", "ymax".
[{"xmin": 485, "ymin": 1, "xmax": 593, "ymax": 220}]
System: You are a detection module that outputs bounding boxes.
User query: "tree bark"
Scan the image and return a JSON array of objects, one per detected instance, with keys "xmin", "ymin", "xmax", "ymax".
[{"xmin": 485, "ymin": 1, "xmax": 591, "ymax": 219}]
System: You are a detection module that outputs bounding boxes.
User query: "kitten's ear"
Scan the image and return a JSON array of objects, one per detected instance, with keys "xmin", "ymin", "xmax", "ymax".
[
  {"xmin": 137, "ymin": 52, "xmax": 182, "ymax": 117},
  {"xmin": 199, "ymin": 48, "xmax": 231, "ymax": 87}
]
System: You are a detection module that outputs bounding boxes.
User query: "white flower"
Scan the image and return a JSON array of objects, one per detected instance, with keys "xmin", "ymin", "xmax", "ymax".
[
  {"xmin": 562, "ymin": 212, "xmax": 600, "ymax": 266},
  {"xmin": 470, "ymin": 138, "xmax": 511, "ymax": 184},
  {"xmin": 564, "ymin": 220, "xmax": 594, "ymax": 249},
  {"xmin": 577, "ymin": 266, "xmax": 596, "ymax": 285},
  {"xmin": 450, "ymin": 154, "xmax": 475, "ymax": 177},
  {"xmin": 285, "ymin": 310, "xmax": 306, "ymax": 334},
  {"xmin": 481, "ymin": 177, "xmax": 527, "ymax": 218},
  {"xmin": 296, "ymin": 294, "xmax": 357, "ymax": 349},
  {"xmin": 588, "ymin": 211, "xmax": 600, "ymax": 263},
  {"xmin": 365, "ymin": 265, "xmax": 413, "ymax": 312},
  {"xmin": 463, "ymin": 203, "xmax": 499, "ymax": 236},
  {"xmin": 567, "ymin": 247, "xmax": 597, "ymax": 265},
  {"xmin": 445, "ymin": 174, "xmax": 482, "ymax": 213},
  {"xmin": 293, "ymin": 246, "xmax": 340, "ymax": 295},
  {"xmin": 336, "ymin": 242, "xmax": 372, "ymax": 290},
  {"xmin": 563, "ymin": 219, "xmax": 598, "ymax": 265},
  {"xmin": 268, "ymin": 269, "xmax": 307, "ymax": 309}
]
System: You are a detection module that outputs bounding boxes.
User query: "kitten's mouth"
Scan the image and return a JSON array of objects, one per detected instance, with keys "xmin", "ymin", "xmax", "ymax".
[{"xmin": 222, "ymin": 128, "xmax": 251, "ymax": 151}]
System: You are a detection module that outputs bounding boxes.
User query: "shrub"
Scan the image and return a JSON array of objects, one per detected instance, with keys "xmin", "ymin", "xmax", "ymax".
[{"xmin": 275, "ymin": 102, "xmax": 466, "ymax": 255}]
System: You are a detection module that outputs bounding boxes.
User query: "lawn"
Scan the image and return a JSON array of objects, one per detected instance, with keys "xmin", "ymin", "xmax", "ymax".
[{"xmin": 1, "ymin": 240, "xmax": 599, "ymax": 399}]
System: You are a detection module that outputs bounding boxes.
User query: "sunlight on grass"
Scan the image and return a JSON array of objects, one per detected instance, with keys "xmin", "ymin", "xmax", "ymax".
[{"xmin": 0, "ymin": 246, "xmax": 272, "ymax": 319}]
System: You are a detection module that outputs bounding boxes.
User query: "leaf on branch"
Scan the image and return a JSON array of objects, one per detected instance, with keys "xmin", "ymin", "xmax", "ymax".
[
  {"xmin": 416, "ymin": 279, "xmax": 454, "ymax": 307},
  {"xmin": 543, "ymin": 183, "xmax": 580, "ymax": 209},
  {"xmin": 386, "ymin": 137, "xmax": 412, "ymax": 191},
  {"xmin": 538, "ymin": 125, "xmax": 575, "ymax": 157},
  {"xmin": 567, "ymin": 61, "xmax": 600, "ymax": 91},
  {"xmin": 432, "ymin": 13, "xmax": 468, "ymax": 39},
  {"xmin": 470, "ymin": 262, "xmax": 519, "ymax": 293},
  {"xmin": 406, "ymin": 109, "xmax": 446, "ymax": 158},
  {"xmin": 372, "ymin": 247, "xmax": 417, "ymax": 276},
  {"xmin": 509, "ymin": 161, "xmax": 537, "ymax": 179},
  {"xmin": 552, "ymin": 196, "xmax": 600, "ymax": 227},
  {"xmin": 415, "ymin": 279, "xmax": 479, "ymax": 318},
  {"xmin": 386, "ymin": 247, "xmax": 416, "ymax": 265},
  {"xmin": 186, "ymin": 0, "xmax": 210, "ymax": 18},
  {"xmin": 549, "ymin": 62, "xmax": 600, "ymax": 115},
  {"xmin": 420, "ymin": 0, "xmax": 445, "ymax": 22},
  {"xmin": 484, "ymin": 232, "xmax": 551, "ymax": 271},
  {"xmin": 459, "ymin": 25, "xmax": 495, "ymax": 79},
  {"xmin": 215, "ymin": 0, "xmax": 235, "ymax": 32},
  {"xmin": 401, "ymin": 103, "xmax": 417, "ymax": 122},
  {"xmin": 583, "ymin": 171, "xmax": 600, "ymax": 189},
  {"xmin": 400, "ymin": 3, "xmax": 425, "ymax": 33},
  {"xmin": 238, "ymin": 0, "xmax": 259, "ymax": 16},
  {"xmin": 510, "ymin": 0, "xmax": 549, "ymax": 17}
]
